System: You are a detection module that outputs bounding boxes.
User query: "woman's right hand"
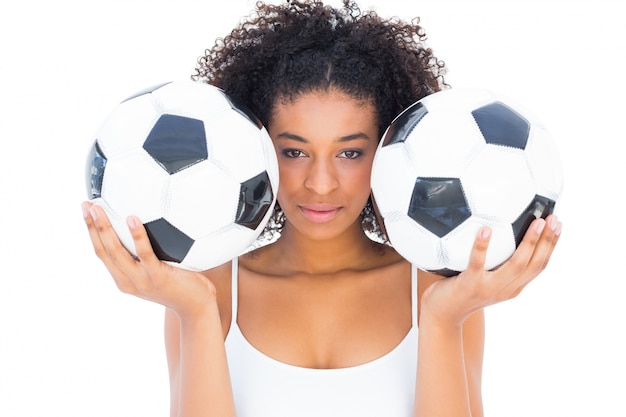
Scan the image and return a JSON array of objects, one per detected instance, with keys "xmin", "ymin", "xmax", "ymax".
[{"xmin": 81, "ymin": 201, "xmax": 217, "ymax": 320}]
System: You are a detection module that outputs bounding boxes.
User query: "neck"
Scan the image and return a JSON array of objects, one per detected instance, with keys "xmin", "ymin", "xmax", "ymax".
[{"xmin": 273, "ymin": 221, "xmax": 379, "ymax": 275}]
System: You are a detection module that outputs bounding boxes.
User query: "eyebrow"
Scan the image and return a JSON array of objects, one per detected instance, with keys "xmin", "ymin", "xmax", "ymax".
[{"xmin": 275, "ymin": 132, "xmax": 371, "ymax": 143}]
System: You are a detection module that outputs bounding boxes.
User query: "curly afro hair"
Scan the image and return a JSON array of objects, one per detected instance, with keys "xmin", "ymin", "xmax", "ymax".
[
  {"xmin": 193, "ymin": 0, "xmax": 446, "ymax": 134},
  {"xmin": 192, "ymin": 0, "xmax": 448, "ymax": 242}
]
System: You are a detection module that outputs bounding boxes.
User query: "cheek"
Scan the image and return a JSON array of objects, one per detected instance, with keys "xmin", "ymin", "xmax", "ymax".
[
  {"xmin": 275, "ymin": 163, "xmax": 299, "ymax": 202},
  {"xmin": 356, "ymin": 167, "xmax": 374, "ymax": 201},
  {"xmin": 356, "ymin": 151, "xmax": 376, "ymax": 186},
  {"xmin": 338, "ymin": 158, "xmax": 375, "ymax": 199}
]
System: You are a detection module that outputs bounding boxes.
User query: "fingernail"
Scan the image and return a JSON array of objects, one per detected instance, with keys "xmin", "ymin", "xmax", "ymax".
[
  {"xmin": 549, "ymin": 216, "xmax": 559, "ymax": 232},
  {"xmin": 89, "ymin": 206, "xmax": 98, "ymax": 221},
  {"xmin": 126, "ymin": 216, "xmax": 137, "ymax": 230},
  {"xmin": 554, "ymin": 221, "xmax": 562, "ymax": 236},
  {"xmin": 81, "ymin": 203, "xmax": 89, "ymax": 219},
  {"xmin": 535, "ymin": 219, "xmax": 546, "ymax": 235},
  {"xmin": 480, "ymin": 227, "xmax": 491, "ymax": 240}
]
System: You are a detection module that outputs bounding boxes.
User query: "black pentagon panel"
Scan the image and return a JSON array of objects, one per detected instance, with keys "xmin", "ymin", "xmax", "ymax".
[
  {"xmin": 144, "ymin": 218, "xmax": 195, "ymax": 263},
  {"xmin": 408, "ymin": 177, "xmax": 471, "ymax": 238},
  {"xmin": 86, "ymin": 141, "xmax": 107, "ymax": 199},
  {"xmin": 143, "ymin": 114, "xmax": 208, "ymax": 174},
  {"xmin": 121, "ymin": 81, "xmax": 172, "ymax": 103},
  {"xmin": 512, "ymin": 195, "xmax": 556, "ymax": 246},
  {"xmin": 428, "ymin": 268, "xmax": 460, "ymax": 278},
  {"xmin": 472, "ymin": 101, "xmax": 530, "ymax": 150},
  {"xmin": 382, "ymin": 102, "xmax": 428, "ymax": 147},
  {"xmin": 217, "ymin": 89, "xmax": 263, "ymax": 129},
  {"xmin": 236, "ymin": 171, "xmax": 274, "ymax": 230}
]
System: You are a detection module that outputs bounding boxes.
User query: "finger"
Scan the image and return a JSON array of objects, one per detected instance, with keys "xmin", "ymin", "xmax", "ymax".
[
  {"xmin": 84, "ymin": 203, "xmax": 140, "ymax": 294},
  {"xmin": 125, "ymin": 215, "xmax": 183, "ymax": 298},
  {"xmin": 82, "ymin": 201, "xmax": 106, "ymax": 258},
  {"xmin": 502, "ymin": 217, "xmax": 546, "ymax": 277},
  {"xmin": 126, "ymin": 215, "xmax": 163, "ymax": 269},
  {"xmin": 88, "ymin": 204, "xmax": 129, "ymax": 260},
  {"xmin": 528, "ymin": 214, "xmax": 562, "ymax": 272},
  {"xmin": 82, "ymin": 202, "xmax": 121, "ymax": 267},
  {"xmin": 499, "ymin": 215, "xmax": 561, "ymax": 299},
  {"xmin": 465, "ymin": 226, "xmax": 492, "ymax": 273}
]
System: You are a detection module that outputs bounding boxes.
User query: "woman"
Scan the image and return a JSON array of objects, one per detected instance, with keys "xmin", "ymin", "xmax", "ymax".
[{"xmin": 81, "ymin": 1, "xmax": 562, "ymax": 416}]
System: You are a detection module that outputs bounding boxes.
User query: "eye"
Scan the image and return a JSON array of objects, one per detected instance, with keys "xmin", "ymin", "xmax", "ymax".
[
  {"xmin": 282, "ymin": 148, "xmax": 307, "ymax": 158},
  {"xmin": 339, "ymin": 149, "xmax": 363, "ymax": 159}
]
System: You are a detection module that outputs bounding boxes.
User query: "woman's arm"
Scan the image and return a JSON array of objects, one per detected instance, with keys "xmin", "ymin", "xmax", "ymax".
[
  {"xmin": 414, "ymin": 215, "xmax": 561, "ymax": 417},
  {"xmin": 82, "ymin": 202, "xmax": 236, "ymax": 417},
  {"xmin": 463, "ymin": 310, "xmax": 485, "ymax": 417},
  {"xmin": 417, "ymin": 273, "xmax": 485, "ymax": 417},
  {"xmin": 414, "ymin": 307, "xmax": 485, "ymax": 417},
  {"xmin": 165, "ymin": 306, "xmax": 236, "ymax": 417}
]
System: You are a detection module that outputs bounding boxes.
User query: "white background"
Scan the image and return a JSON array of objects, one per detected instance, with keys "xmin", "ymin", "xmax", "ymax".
[{"xmin": 1, "ymin": 1, "xmax": 624, "ymax": 416}]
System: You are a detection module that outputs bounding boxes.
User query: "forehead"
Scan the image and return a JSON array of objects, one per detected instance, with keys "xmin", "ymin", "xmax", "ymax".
[{"xmin": 269, "ymin": 89, "xmax": 377, "ymax": 135}]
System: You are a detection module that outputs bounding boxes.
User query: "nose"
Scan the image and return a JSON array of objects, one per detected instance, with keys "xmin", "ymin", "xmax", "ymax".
[{"xmin": 304, "ymin": 158, "xmax": 339, "ymax": 196}]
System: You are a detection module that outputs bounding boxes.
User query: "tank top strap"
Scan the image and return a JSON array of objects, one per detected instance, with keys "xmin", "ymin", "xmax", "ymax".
[
  {"xmin": 411, "ymin": 264, "xmax": 418, "ymax": 327},
  {"xmin": 230, "ymin": 257, "xmax": 239, "ymax": 330}
]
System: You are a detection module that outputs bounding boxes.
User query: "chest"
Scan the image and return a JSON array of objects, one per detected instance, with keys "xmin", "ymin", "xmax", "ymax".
[
  {"xmin": 226, "ymin": 323, "xmax": 418, "ymax": 417},
  {"xmin": 235, "ymin": 271, "xmax": 414, "ymax": 369}
]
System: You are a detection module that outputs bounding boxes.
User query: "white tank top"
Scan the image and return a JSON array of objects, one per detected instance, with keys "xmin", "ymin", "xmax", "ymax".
[{"xmin": 224, "ymin": 258, "xmax": 418, "ymax": 417}]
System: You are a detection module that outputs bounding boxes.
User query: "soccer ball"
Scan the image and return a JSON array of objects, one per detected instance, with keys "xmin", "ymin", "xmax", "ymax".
[
  {"xmin": 371, "ymin": 88, "xmax": 563, "ymax": 277},
  {"xmin": 86, "ymin": 80, "xmax": 279, "ymax": 271}
]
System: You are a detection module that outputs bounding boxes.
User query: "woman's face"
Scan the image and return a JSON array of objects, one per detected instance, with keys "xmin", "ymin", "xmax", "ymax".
[{"xmin": 267, "ymin": 89, "xmax": 379, "ymax": 241}]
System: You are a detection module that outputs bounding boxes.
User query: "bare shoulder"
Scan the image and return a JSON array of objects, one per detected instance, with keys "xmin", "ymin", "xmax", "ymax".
[{"xmin": 367, "ymin": 241, "xmax": 409, "ymax": 270}]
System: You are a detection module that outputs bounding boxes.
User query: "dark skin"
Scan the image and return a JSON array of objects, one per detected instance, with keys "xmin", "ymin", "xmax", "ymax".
[
  {"xmin": 85, "ymin": 89, "xmax": 559, "ymax": 417},
  {"xmin": 231, "ymin": 90, "xmax": 414, "ymax": 368},
  {"xmin": 84, "ymin": 4, "xmax": 562, "ymax": 415},
  {"xmin": 157, "ymin": 89, "xmax": 509, "ymax": 416},
  {"xmin": 206, "ymin": 243, "xmax": 410, "ymax": 369}
]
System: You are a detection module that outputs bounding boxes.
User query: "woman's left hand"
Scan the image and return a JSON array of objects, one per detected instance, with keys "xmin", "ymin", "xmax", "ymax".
[{"xmin": 420, "ymin": 214, "xmax": 562, "ymax": 327}]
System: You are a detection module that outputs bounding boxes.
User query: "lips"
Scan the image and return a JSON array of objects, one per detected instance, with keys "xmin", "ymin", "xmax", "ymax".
[{"xmin": 299, "ymin": 204, "xmax": 342, "ymax": 223}]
